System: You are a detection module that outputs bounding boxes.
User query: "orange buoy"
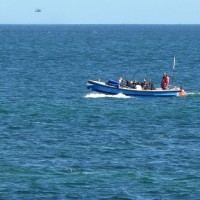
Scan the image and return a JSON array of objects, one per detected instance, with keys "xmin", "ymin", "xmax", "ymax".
[{"xmin": 178, "ymin": 86, "xmax": 186, "ymax": 96}]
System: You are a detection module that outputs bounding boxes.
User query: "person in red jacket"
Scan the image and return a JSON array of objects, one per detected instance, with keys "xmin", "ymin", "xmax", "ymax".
[{"xmin": 161, "ymin": 73, "xmax": 170, "ymax": 90}]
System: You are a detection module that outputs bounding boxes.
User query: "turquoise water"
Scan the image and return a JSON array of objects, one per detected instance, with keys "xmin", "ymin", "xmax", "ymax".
[{"xmin": 0, "ymin": 25, "xmax": 200, "ymax": 199}]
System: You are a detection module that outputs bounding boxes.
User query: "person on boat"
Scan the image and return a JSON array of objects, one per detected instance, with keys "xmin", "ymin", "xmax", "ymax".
[
  {"xmin": 132, "ymin": 80, "xmax": 140, "ymax": 89},
  {"xmin": 161, "ymin": 73, "xmax": 170, "ymax": 90},
  {"xmin": 141, "ymin": 79, "xmax": 148, "ymax": 90},
  {"xmin": 148, "ymin": 81, "xmax": 155, "ymax": 90},
  {"xmin": 126, "ymin": 80, "xmax": 132, "ymax": 87},
  {"xmin": 118, "ymin": 77, "xmax": 126, "ymax": 86},
  {"xmin": 119, "ymin": 77, "xmax": 122, "ymax": 83}
]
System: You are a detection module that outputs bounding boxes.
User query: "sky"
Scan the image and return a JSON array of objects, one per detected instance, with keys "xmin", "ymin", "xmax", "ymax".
[{"xmin": 0, "ymin": 0, "xmax": 200, "ymax": 24}]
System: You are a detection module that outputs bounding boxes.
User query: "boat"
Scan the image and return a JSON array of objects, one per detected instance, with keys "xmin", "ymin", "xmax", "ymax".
[
  {"xmin": 87, "ymin": 57, "xmax": 187, "ymax": 97},
  {"xmin": 87, "ymin": 79, "xmax": 185, "ymax": 97}
]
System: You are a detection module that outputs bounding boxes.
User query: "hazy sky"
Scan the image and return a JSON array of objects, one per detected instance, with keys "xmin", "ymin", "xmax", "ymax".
[{"xmin": 1, "ymin": 0, "xmax": 200, "ymax": 24}]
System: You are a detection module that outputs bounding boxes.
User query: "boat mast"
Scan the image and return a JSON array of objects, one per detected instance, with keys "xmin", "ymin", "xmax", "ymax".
[{"xmin": 172, "ymin": 56, "xmax": 175, "ymax": 87}]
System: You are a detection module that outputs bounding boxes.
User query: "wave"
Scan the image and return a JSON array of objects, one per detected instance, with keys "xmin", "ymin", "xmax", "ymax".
[{"xmin": 84, "ymin": 92, "xmax": 131, "ymax": 99}]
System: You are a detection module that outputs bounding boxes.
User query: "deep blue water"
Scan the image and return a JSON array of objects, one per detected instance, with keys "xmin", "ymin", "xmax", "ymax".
[{"xmin": 0, "ymin": 25, "xmax": 200, "ymax": 199}]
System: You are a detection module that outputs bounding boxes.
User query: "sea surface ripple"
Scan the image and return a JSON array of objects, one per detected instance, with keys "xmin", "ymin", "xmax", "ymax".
[{"xmin": 0, "ymin": 25, "xmax": 200, "ymax": 199}]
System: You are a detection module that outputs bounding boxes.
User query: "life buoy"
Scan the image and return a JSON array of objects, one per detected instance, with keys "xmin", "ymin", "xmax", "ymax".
[
  {"xmin": 178, "ymin": 87, "xmax": 186, "ymax": 96},
  {"xmin": 179, "ymin": 91, "xmax": 185, "ymax": 96}
]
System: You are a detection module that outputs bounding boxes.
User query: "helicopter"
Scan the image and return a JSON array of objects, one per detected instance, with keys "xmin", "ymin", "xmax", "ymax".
[{"xmin": 35, "ymin": 8, "xmax": 41, "ymax": 12}]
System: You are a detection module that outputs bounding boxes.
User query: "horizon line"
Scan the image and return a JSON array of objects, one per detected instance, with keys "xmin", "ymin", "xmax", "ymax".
[{"xmin": 0, "ymin": 23, "xmax": 200, "ymax": 26}]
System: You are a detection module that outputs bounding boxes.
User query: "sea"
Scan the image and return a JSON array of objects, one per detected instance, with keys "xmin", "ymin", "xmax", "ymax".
[{"xmin": 0, "ymin": 25, "xmax": 200, "ymax": 200}]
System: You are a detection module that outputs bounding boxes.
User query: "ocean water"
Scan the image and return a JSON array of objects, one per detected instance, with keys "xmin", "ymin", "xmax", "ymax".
[{"xmin": 0, "ymin": 25, "xmax": 200, "ymax": 199}]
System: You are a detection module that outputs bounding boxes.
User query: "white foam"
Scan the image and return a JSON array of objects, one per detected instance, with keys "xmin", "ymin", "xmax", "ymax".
[
  {"xmin": 186, "ymin": 92, "xmax": 200, "ymax": 96},
  {"xmin": 85, "ymin": 92, "xmax": 131, "ymax": 98}
]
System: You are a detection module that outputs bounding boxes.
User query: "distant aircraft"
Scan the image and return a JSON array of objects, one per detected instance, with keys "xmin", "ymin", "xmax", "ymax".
[{"xmin": 35, "ymin": 8, "xmax": 41, "ymax": 12}]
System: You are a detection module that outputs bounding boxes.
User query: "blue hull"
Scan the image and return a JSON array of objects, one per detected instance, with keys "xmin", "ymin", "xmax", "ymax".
[{"xmin": 87, "ymin": 80, "xmax": 181, "ymax": 97}]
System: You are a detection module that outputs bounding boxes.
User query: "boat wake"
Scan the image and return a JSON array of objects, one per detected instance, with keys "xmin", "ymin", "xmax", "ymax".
[
  {"xmin": 85, "ymin": 92, "xmax": 132, "ymax": 99},
  {"xmin": 185, "ymin": 92, "xmax": 200, "ymax": 97}
]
